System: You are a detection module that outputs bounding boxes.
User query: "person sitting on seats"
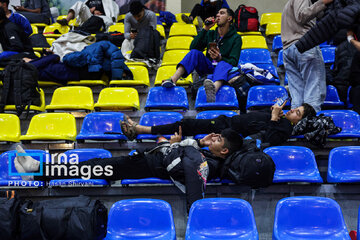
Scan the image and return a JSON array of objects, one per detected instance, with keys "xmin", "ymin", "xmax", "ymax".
[
  {"xmin": 161, "ymin": 7, "xmax": 242, "ymax": 103},
  {"xmin": 121, "ymin": 102, "xmax": 317, "ymax": 147},
  {"xmin": 0, "ymin": 0, "xmax": 32, "ymax": 36},
  {"xmin": 56, "ymin": 0, "xmax": 119, "ymax": 30},
  {"xmin": 14, "ymin": 128, "xmax": 243, "ymax": 210},
  {"xmin": 13, "ymin": 0, "xmax": 51, "ymax": 25}
]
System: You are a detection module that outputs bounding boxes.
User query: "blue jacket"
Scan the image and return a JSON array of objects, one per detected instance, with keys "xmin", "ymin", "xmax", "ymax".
[
  {"xmin": 63, "ymin": 41, "xmax": 132, "ymax": 80},
  {"xmin": 9, "ymin": 12, "xmax": 32, "ymax": 36}
]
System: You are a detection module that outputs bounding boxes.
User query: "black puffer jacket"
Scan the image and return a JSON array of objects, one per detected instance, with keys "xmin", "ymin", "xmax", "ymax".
[
  {"xmin": 296, "ymin": 0, "xmax": 360, "ymax": 53},
  {"xmin": 0, "ymin": 19, "xmax": 33, "ymax": 53}
]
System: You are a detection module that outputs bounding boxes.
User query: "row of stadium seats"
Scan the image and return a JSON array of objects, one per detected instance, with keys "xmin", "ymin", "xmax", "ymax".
[
  {"xmin": 1, "ymin": 145, "xmax": 360, "ymax": 187},
  {"xmin": 105, "ymin": 197, "xmax": 353, "ymax": 239}
]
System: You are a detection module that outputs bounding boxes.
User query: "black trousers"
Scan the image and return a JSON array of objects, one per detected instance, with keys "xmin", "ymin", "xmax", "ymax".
[
  {"xmin": 18, "ymin": 12, "xmax": 50, "ymax": 25},
  {"xmin": 350, "ymin": 51, "xmax": 360, "ymax": 114}
]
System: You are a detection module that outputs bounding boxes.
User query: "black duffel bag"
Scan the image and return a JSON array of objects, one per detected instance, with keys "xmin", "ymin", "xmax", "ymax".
[
  {"xmin": 19, "ymin": 196, "xmax": 107, "ymax": 240},
  {"xmin": 0, "ymin": 191, "xmax": 20, "ymax": 240}
]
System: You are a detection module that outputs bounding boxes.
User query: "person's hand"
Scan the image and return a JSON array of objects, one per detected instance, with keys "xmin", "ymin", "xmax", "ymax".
[
  {"xmin": 271, "ymin": 100, "xmax": 287, "ymax": 121},
  {"xmin": 208, "ymin": 47, "xmax": 221, "ymax": 61},
  {"xmin": 170, "ymin": 126, "xmax": 182, "ymax": 144},
  {"xmin": 204, "ymin": 17, "xmax": 215, "ymax": 31},
  {"xmin": 347, "ymin": 30, "xmax": 354, "ymax": 37},
  {"xmin": 14, "ymin": 6, "xmax": 25, "ymax": 11},
  {"xmin": 130, "ymin": 32, "xmax": 137, "ymax": 39},
  {"xmin": 89, "ymin": 7, "xmax": 96, "ymax": 13},
  {"xmin": 94, "ymin": 10, "xmax": 102, "ymax": 16},
  {"xmin": 199, "ymin": 133, "xmax": 217, "ymax": 146},
  {"xmin": 323, "ymin": 0, "xmax": 333, "ymax": 4}
]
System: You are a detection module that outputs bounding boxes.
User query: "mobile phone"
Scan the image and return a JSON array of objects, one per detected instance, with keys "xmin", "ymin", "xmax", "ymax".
[
  {"xmin": 209, "ymin": 42, "xmax": 217, "ymax": 50},
  {"xmin": 276, "ymin": 94, "xmax": 290, "ymax": 106}
]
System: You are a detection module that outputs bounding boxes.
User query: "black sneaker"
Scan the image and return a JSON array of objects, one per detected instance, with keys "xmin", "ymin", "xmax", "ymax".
[
  {"xmin": 56, "ymin": 18, "xmax": 68, "ymax": 26},
  {"xmin": 161, "ymin": 78, "xmax": 176, "ymax": 88},
  {"xmin": 203, "ymin": 79, "xmax": 216, "ymax": 102},
  {"xmin": 181, "ymin": 14, "xmax": 193, "ymax": 24}
]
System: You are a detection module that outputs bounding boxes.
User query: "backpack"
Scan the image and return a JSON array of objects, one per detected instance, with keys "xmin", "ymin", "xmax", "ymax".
[
  {"xmin": 221, "ymin": 140, "xmax": 275, "ymax": 188},
  {"xmin": 234, "ymin": 5, "xmax": 259, "ymax": 32},
  {"xmin": 29, "ymin": 34, "xmax": 51, "ymax": 48},
  {"xmin": 0, "ymin": 60, "xmax": 41, "ymax": 116},
  {"xmin": 130, "ymin": 26, "xmax": 160, "ymax": 63},
  {"xmin": 78, "ymin": 16, "xmax": 106, "ymax": 34},
  {"xmin": 0, "ymin": 191, "xmax": 20, "ymax": 240},
  {"xmin": 19, "ymin": 196, "xmax": 107, "ymax": 240}
]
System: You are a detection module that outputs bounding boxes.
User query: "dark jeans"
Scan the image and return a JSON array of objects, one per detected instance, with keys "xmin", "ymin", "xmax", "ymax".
[{"xmin": 18, "ymin": 12, "xmax": 50, "ymax": 25}]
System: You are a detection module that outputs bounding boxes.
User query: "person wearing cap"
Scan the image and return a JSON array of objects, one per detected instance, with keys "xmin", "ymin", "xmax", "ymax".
[
  {"xmin": 182, "ymin": 0, "xmax": 229, "ymax": 25},
  {"xmin": 120, "ymin": 1, "xmax": 157, "ymax": 57},
  {"xmin": 56, "ymin": 0, "xmax": 118, "ymax": 30}
]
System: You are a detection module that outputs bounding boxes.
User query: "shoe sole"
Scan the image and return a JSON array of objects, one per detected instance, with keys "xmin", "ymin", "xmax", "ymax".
[
  {"xmin": 162, "ymin": 81, "xmax": 175, "ymax": 88},
  {"xmin": 204, "ymin": 80, "xmax": 216, "ymax": 102}
]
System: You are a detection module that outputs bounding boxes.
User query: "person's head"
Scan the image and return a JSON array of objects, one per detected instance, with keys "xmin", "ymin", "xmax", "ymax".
[
  {"xmin": 130, "ymin": 1, "xmax": 145, "ymax": 21},
  {"xmin": 216, "ymin": 7, "xmax": 234, "ymax": 27},
  {"xmin": 0, "ymin": 0, "xmax": 9, "ymax": 11},
  {"xmin": 0, "ymin": 7, "xmax": 6, "ymax": 22},
  {"xmin": 285, "ymin": 103, "xmax": 316, "ymax": 124},
  {"xmin": 209, "ymin": 128, "xmax": 243, "ymax": 159}
]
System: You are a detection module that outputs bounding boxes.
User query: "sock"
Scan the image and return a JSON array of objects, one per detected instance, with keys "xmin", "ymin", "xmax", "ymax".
[
  {"xmin": 14, "ymin": 158, "xmax": 34, "ymax": 181},
  {"xmin": 15, "ymin": 145, "xmax": 40, "ymax": 173}
]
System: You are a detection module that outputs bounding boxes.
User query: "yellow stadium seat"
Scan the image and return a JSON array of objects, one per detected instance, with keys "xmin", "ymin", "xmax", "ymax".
[
  {"xmin": 67, "ymin": 73, "xmax": 109, "ymax": 86},
  {"xmin": 175, "ymin": 13, "xmax": 199, "ymax": 26},
  {"xmin": 154, "ymin": 65, "xmax": 193, "ymax": 86},
  {"xmin": 0, "ymin": 114, "xmax": 21, "ymax": 142},
  {"xmin": 43, "ymin": 23, "xmax": 70, "ymax": 38},
  {"xmin": 0, "ymin": 67, "xmax": 3, "ymax": 87},
  {"xmin": 20, "ymin": 113, "xmax": 77, "ymax": 142},
  {"xmin": 166, "ymin": 36, "xmax": 193, "ymax": 50},
  {"xmin": 125, "ymin": 61, "xmax": 148, "ymax": 67},
  {"xmin": 46, "ymin": 38, "xmax": 56, "ymax": 46},
  {"xmin": 156, "ymin": 24, "xmax": 166, "ymax": 38},
  {"xmin": 162, "ymin": 50, "xmax": 189, "ymax": 66},
  {"xmin": 30, "ymin": 25, "xmax": 38, "ymax": 35},
  {"xmin": 260, "ymin": 12, "xmax": 282, "ymax": 27},
  {"xmin": 169, "ymin": 23, "xmax": 197, "ymax": 37},
  {"xmin": 237, "ymin": 31, "xmax": 262, "ymax": 36},
  {"xmin": 57, "ymin": 15, "xmax": 79, "ymax": 27},
  {"xmin": 241, "ymin": 35, "xmax": 268, "ymax": 49},
  {"xmin": 94, "ymin": 87, "xmax": 140, "ymax": 111},
  {"xmin": 31, "ymin": 23, "xmax": 48, "ymax": 28},
  {"xmin": 265, "ymin": 22, "xmax": 281, "ymax": 37},
  {"xmin": 109, "ymin": 66, "xmax": 150, "ymax": 87},
  {"xmin": 4, "ymin": 88, "xmax": 45, "ymax": 112},
  {"xmin": 210, "ymin": 24, "xmax": 217, "ymax": 31},
  {"xmin": 117, "ymin": 14, "xmax": 126, "ymax": 22},
  {"xmin": 46, "ymin": 86, "xmax": 94, "ymax": 111},
  {"xmin": 108, "ymin": 23, "xmax": 124, "ymax": 33},
  {"xmin": 34, "ymin": 51, "xmax": 42, "ymax": 58}
]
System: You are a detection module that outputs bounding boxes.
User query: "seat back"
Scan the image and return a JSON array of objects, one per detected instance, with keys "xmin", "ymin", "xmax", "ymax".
[
  {"xmin": 108, "ymin": 23, "xmax": 124, "ymax": 33},
  {"xmin": 166, "ymin": 36, "xmax": 193, "ymax": 50},
  {"xmin": 162, "ymin": 50, "xmax": 189, "ymax": 65},
  {"xmin": 321, "ymin": 47, "xmax": 336, "ymax": 64},
  {"xmin": 273, "ymin": 197, "xmax": 350, "ymax": 240},
  {"xmin": 254, "ymin": 63, "xmax": 279, "ymax": 79},
  {"xmin": 21, "ymin": 113, "xmax": 77, "ymax": 141},
  {"xmin": 277, "ymin": 49, "xmax": 283, "ymax": 67},
  {"xmin": 328, "ymin": 146, "xmax": 360, "ymax": 182},
  {"xmin": 239, "ymin": 48, "xmax": 272, "ymax": 64},
  {"xmin": 195, "ymin": 86, "xmax": 239, "ymax": 110},
  {"xmin": 317, "ymin": 110, "xmax": 360, "ymax": 137},
  {"xmin": 265, "ymin": 22, "xmax": 281, "ymax": 36},
  {"xmin": 169, "ymin": 23, "xmax": 197, "ymax": 37},
  {"xmin": 241, "ymin": 35, "xmax": 268, "ymax": 49},
  {"xmin": 106, "ymin": 199, "xmax": 176, "ymax": 240},
  {"xmin": 155, "ymin": 65, "xmax": 192, "ymax": 86},
  {"xmin": 46, "ymin": 86, "xmax": 94, "ymax": 111},
  {"xmin": 145, "ymin": 86, "xmax": 189, "ymax": 111},
  {"xmin": 246, "ymin": 85, "xmax": 289, "ymax": 110},
  {"xmin": 43, "ymin": 24, "xmax": 70, "ymax": 35},
  {"xmin": 95, "ymin": 87, "xmax": 140, "ymax": 111},
  {"xmin": 62, "ymin": 149, "xmax": 112, "ymax": 163},
  {"xmin": 272, "ymin": 35, "xmax": 282, "ymax": 51},
  {"xmin": 77, "ymin": 112, "xmax": 126, "ymax": 141},
  {"xmin": 264, "ymin": 146, "xmax": 323, "ymax": 183},
  {"xmin": 323, "ymin": 85, "xmax": 344, "ymax": 107},
  {"xmin": 260, "ymin": 12, "xmax": 282, "ymax": 27},
  {"xmin": 186, "ymin": 198, "xmax": 258, "ymax": 240},
  {"xmin": 196, "ymin": 110, "xmax": 238, "ymax": 119},
  {"xmin": 0, "ymin": 114, "xmax": 20, "ymax": 142}
]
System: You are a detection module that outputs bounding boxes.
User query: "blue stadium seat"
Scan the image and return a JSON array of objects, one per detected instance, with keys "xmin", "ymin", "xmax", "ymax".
[
  {"xmin": 185, "ymin": 198, "xmax": 258, "ymax": 240},
  {"xmin": 76, "ymin": 112, "xmax": 127, "ymax": 142},
  {"xmin": 347, "ymin": 86, "xmax": 353, "ymax": 109},
  {"xmin": 323, "ymin": 85, "xmax": 345, "ymax": 108},
  {"xmin": 145, "ymin": 87, "xmax": 189, "ymax": 111},
  {"xmin": 273, "ymin": 196, "xmax": 350, "ymax": 240},
  {"xmin": 246, "ymin": 85, "xmax": 290, "ymax": 110},
  {"xmin": 49, "ymin": 149, "xmax": 112, "ymax": 187},
  {"xmin": 194, "ymin": 110, "xmax": 238, "ymax": 139},
  {"xmin": 195, "ymin": 86, "xmax": 239, "ymax": 110},
  {"xmin": 239, "ymin": 48, "xmax": 273, "ymax": 64},
  {"xmin": 137, "ymin": 112, "xmax": 183, "ymax": 140},
  {"xmin": 317, "ymin": 110, "xmax": 360, "ymax": 138},
  {"xmin": 277, "ymin": 49, "xmax": 283, "ymax": 67},
  {"xmin": 327, "ymin": 146, "xmax": 360, "ymax": 183},
  {"xmin": 0, "ymin": 150, "xmax": 46, "ymax": 187},
  {"xmin": 272, "ymin": 35, "xmax": 283, "ymax": 51},
  {"xmin": 105, "ymin": 199, "xmax": 176, "ymax": 240},
  {"xmin": 264, "ymin": 146, "xmax": 323, "ymax": 183},
  {"xmin": 320, "ymin": 41, "xmax": 335, "ymax": 48},
  {"xmin": 321, "ymin": 47, "xmax": 336, "ymax": 64},
  {"xmin": 284, "ymin": 74, "xmax": 288, "ymax": 85}
]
